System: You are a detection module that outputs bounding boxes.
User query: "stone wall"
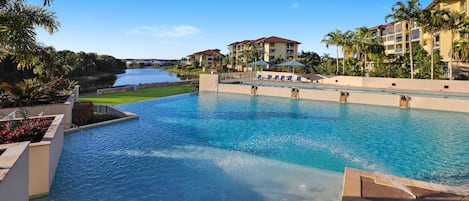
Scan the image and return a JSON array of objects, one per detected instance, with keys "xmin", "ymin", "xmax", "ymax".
[
  {"xmin": 97, "ymin": 80, "xmax": 193, "ymax": 95},
  {"xmin": 319, "ymin": 76, "xmax": 469, "ymax": 94}
]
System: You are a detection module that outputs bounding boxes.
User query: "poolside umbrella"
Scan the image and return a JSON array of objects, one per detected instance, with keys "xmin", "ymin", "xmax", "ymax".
[
  {"xmin": 247, "ymin": 60, "xmax": 270, "ymax": 72},
  {"xmin": 275, "ymin": 60, "xmax": 306, "ymax": 74}
]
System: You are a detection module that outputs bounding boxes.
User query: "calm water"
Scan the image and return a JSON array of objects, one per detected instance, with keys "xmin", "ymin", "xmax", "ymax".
[
  {"xmin": 48, "ymin": 92, "xmax": 469, "ymax": 200},
  {"xmin": 113, "ymin": 68, "xmax": 180, "ymax": 86}
]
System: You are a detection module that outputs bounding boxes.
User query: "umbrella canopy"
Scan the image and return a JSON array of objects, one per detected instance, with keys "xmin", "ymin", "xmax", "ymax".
[
  {"xmin": 275, "ymin": 60, "xmax": 306, "ymax": 74},
  {"xmin": 247, "ymin": 60, "xmax": 270, "ymax": 72},
  {"xmin": 275, "ymin": 60, "xmax": 306, "ymax": 67},
  {"xmin": 247, "ymin": 60, "xmax": 270, "ymax": 66}
]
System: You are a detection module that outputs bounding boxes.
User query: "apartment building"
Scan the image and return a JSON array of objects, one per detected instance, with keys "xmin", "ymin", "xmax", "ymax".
[
  {"xmin": 187, "ymin": 49, "xmax": 223, "ymax": 68},
  {"xmin": 368, "ymin": 0, "xmax": 468, "ymax": 74},
  {"xmin": 424, "ymin": 0, "xmax": 468, "ymax": 64},
  {"xmin": 227, "ymin": 36, "xmax": 300, "ymax": 71}
]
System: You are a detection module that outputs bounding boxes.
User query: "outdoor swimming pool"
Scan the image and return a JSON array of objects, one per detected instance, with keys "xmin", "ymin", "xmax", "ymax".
[{"xmin": 47, "ymin": 92, "xmax": 468, "ymax": 200}]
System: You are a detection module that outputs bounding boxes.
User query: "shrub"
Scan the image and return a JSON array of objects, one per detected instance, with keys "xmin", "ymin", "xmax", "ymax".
[
  {"xmin": 0, "ymin": 117, "xmax": 54, "ymax": 144},
  {"xmin": 72, "ymin": 102, "xmax": 94, "ymax": 126}
]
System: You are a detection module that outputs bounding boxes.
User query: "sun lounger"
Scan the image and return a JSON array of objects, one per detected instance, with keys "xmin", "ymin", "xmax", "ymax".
[
  {"xmin": 267, "ymin": 75, "xmax": 272, "ymax": 80},
  {"xmin": 257, "ymin": 74, "xmax": 262, "ymax": 80},
  {"xmin": 287, "ymin": 75, "xmax": 293, "ymax": 81},
  {"xmin": 280, "ymin": 75, "xmax": 285, "ymax": 81},
  {"xmin": 295, "ymin": 76, "xmax": 302, "ymax": 82},
  {"xmin": 274, "ymin": 75, "xmax": 279, "ymax": 81}
]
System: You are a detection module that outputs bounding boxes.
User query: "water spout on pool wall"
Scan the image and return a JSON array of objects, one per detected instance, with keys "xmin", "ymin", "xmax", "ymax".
[
  {"xmin": 291, "ymin": 88, "xmax": 299, "ymax": 99},
  {"xmin": 382, "ymin": 174, "xmax": 417, "ymax": 199}
]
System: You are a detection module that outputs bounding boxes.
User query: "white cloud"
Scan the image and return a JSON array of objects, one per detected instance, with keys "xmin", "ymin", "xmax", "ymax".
[
  {"xmin": 128, "ymin": 25, "xmax": 201, "ymax": 38},
  {"xmin": 292, "ymin": 2, "xmax": 299, "ymax": 9}
]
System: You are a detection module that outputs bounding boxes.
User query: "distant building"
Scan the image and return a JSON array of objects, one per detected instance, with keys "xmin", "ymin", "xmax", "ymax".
[
  {"xmin": 368, "ymin": 0, "xmax": 469, "ymax": 77},
  {"xmin": 187, "ymin": 49, "xmax": 223, "ymax": 68},
  {"xmin": 227, "ymin": 36, "xmax": 300, "ymax": 71}
]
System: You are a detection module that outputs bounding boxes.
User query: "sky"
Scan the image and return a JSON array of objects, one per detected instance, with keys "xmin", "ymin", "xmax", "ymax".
[{"xmin": 31, "ymin": 0, "xmax": 433, "ymax": 59}]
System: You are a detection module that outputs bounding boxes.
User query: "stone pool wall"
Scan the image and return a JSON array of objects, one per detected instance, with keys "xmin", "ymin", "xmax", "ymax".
[
  {"xmin": 0, "ymin": 142, "xmax": 30, "ymax": 201},
  {"xmin": 319, "ymin": 76, "xmax": 469, "ymax": 94},
  {"xmin": 200, "ymin": 74, "xmax": 469, "ymax": 113}
]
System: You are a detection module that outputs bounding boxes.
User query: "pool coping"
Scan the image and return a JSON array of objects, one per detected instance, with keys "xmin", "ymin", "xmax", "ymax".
[
  {"xmin": 65, "ymin": 106, "xmax": 139, "ymax": 133},
  {"xmin": 341, "ymin": 167, "xmax": 468, "ymax": 201}
]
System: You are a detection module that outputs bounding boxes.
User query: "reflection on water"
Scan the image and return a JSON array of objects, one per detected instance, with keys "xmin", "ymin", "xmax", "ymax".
[{"xmin": 113, "ymin": 68, "xmax": 181, "ymax": 86}]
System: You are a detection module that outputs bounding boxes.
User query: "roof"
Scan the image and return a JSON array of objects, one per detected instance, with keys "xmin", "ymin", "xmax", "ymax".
[
  {"xmin": 228, "ymin": 36, "xmax": 300, "ymax": 46},
  {"xmin": 255, "ymin": 36, "xmax": 301, "ymax": 44},
  {"xmin": 368, "ymin": 22, "xmax": 395, "ymax": 30},
  {"xmin": 188, "ymin": 49, "xmax": 221, "ymax": 57}
]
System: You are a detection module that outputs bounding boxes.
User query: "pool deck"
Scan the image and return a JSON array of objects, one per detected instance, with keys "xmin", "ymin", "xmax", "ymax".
[
  {"xmin": 342, "ymin": 167, "xmax": 468, "ymax": 201},
  {"xmin": 202, "ymin": 74, "xmax": 469, "ymax": 113}
]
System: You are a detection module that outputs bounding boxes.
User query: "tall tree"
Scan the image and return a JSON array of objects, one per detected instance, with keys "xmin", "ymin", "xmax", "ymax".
[
  {"xmin": 340, "ymin": 30, "xmax": 354, "ymax": 74},
  {"xmin": 439, "ymin": 11, "xmax": 469, "ymax": 80},
  {"xmin": 352, "ymin": 27, "xmax": 373, "ymax": 73},
  {"xmin": 0, "ymin": 0, "xmax": 59, "ymax": 69},
  {"xmin": 419, "ymin": 9, "xmax": 447, "ymax": 80},
  {"xmin": 385, "ymin": 0, "xmax": 421, "ymax": 79},
  {"xmin": 322, "ymin": 29, "xmax": 342, "ymax": 75}
]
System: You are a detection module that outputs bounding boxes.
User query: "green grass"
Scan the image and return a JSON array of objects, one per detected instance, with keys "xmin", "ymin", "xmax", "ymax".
[
  {"xmin": 79, "ymin": 84, "xmax": 192, "ymax": 105},
  {"xmin": 166, "ymin": 67, "xmax": 210, "ymax": 75}
]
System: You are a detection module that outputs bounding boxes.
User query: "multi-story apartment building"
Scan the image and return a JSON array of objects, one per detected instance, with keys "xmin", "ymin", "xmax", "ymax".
[
  {"xmin": 425, "ymin": 0, "xmax": 468, "ymax": 64},
  {"xmin": 227, "ymin": 36, "xmax": 300, "ymax": 71},
  {"xmin": 187, "ymin": 49, "xmax": 223, "ymax": 68},
  {"xmin": 368, "ymin": 0, "xmax": 468, "ymax": 76}
]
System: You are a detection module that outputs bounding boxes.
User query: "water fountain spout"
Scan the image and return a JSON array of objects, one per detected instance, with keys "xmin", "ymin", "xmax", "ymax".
[{"xmin": 383, "ymin": 174, "xmax": 416, "ymax": 199}]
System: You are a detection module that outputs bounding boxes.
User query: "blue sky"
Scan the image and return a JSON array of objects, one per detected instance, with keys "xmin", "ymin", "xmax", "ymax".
[{"xmin": 32, "ymin": 0, "xmax": 433, "ymax": 59}]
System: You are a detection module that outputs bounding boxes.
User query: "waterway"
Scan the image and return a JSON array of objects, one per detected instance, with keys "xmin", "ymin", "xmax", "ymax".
[{"xmin": 113, "ymin": 68, "xmax": 181, "ymax": 86}]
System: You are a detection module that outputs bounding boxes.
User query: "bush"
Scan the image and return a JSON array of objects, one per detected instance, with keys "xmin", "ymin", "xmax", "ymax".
[
  {"xmin": 72, "ymin": 102, "xmax": 94, "ymax": 126},
  {"xmin": 0, "ymin": 117, "xmax": 54, "ymax": 144}
]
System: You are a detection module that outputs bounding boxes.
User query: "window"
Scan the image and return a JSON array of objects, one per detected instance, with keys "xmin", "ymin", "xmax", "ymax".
[
  {"xmin": 411, "ymin": 29, "xmax": 420, "ymax": 40},
  {"xmin": 396, "ymin": 37, "xmax": 403, "ymax": 43},
  {"xmin": 287, "ymin": 43, "xmax": 294, "ymax": 49},
  {"xmin": 269, "ymin": 43, "xmax": 275, "ymax": 47},
  {"xmin": 270, "ymin": 49, "xmax": 275, "ymax": 53},
  {"xmin": 387, "ymin": 45, "xmax": 395, "ymax": 50}
]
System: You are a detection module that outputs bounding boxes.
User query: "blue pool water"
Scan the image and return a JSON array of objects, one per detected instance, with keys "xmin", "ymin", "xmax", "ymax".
[{"xmin": 48, "ymin": 92, "xmax": 468, "ymax": 200}]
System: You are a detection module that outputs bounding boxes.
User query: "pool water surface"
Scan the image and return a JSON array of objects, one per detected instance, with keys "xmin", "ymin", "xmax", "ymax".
[{"xmin": 47, "ymin": 92, "xmax": 469, "ymax": 200}]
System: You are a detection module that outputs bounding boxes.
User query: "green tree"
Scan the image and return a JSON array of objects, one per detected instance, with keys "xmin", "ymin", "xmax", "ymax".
[
  {"xmin": 385, "ymin": 0, "xmax": 421, "ymax": 79},
  {"xmin": 352, "ymin": 27, "xmax": 373, "ymax": 74},
  {"xmin": 419, "ymin": 9, "xmax": 448, "ymax": 80},
  {"xmin": 453, "ymin": 37, "xmax": 469, "ymax": 63},
  {"xmin": 0, "ymin": 0, "xmax": 59, "ymax": 69},
  {"xmin": 340, "ymin": 30, "xmax": 354, "ymax": 74},
  {"xmin": 439, "ymin": 10, "xmax": 469, "ymax": 79},
  {"xmin": 321, "ymin": 29, "xmax": 342, "ymax": 75}
]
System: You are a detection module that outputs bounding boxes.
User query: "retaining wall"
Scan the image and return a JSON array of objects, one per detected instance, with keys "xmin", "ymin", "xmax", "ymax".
[
  {"xmin": 319, "ymin": 76, "xmax": 469, "ymax": 94},
  {"xmin": 0, "ymin": 142, "xmax": 30, "ymax": 201},
  {"xmin": 97, "ymin": 80, "xmax": 194, "ymax": 95}
]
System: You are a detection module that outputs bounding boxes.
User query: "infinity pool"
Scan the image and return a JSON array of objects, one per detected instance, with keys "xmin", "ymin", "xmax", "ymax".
[{"xmin": 47, "ymin": 92, "xmax": 468, "ymax": 200}]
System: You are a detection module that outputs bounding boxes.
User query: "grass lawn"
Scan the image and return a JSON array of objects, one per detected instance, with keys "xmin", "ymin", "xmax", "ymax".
[{"xmin": 79, "ymin": 84, "xmax": 192, "ymax": 105}]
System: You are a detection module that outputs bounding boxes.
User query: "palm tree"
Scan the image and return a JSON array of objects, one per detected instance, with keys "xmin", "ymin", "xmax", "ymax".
[
  {"xmin": 385, "ymin": 0, "xmax": 421, "ymax": 79},
  {"xmin": 439, "ymin": 11, "xmax": 469, "ymax": 80},
  {"xmin": 453, "ymin": 35, "xmax": 469, "ymax": 63},
  {"xmin": 322, "ymin": 29, "xmax": 342, "ymax": 75},
  {"xmin": 419, "ymin": 9, "xmax": 447, "ymax": 80},
  {"xmin": 352, "ymin": 27, "xmax": 372, "ymax": 73},
  {"xmin": 0, "ymin": 0, "xmax": 59, "ymax": 69},
  {"xmin": 340, "ymin": 30, "xmax": 354, "ymax": 74}
]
